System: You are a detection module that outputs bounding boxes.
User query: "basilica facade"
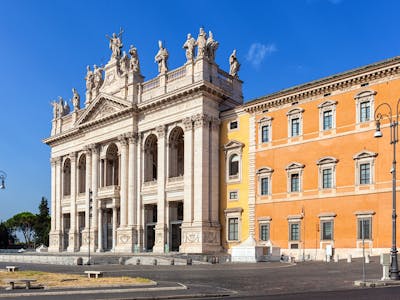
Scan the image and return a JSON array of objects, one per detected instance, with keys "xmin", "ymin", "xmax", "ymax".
[{"xmin": 44, "ymin": 28, "xmax": 243, "ymax": 253}]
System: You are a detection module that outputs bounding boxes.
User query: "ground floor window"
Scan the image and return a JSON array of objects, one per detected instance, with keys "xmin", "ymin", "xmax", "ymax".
[
  {"xmin": 260, "ymin": 223, "xmax": 270, "ymax": 241},
  {"xmin": 321, "ymin": 220, "xmax": 333, "ymax": 240},
  {"xmin": 289, "ymin": 222, "xmax": 300, "ymax": 241},
  {"xmin": 228, "ymin": 218, "xmax": 239, "ymax": 241},
  {"xmin": 357, "ymin": 217, "xmax": 372, "ymax": 240}
]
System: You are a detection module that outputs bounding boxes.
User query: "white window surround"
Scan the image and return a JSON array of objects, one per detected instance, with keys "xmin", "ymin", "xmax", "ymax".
[
  {"xmin": 318, "ymin": 212, "xmax": 336, "ymax": 242},
  {"xmin": 318, "ymin": 100, "xmax": 337, "ymax": 132},
  {"xmin": 286, "ymin": 108, "xmax": 304, "ymax": 138},
  {"xmin": 285, "ymin": 162, "xmax": 305, "ymax": 193},
  {"xmin": 355, "ymin": 211, "xmax": 375, "ymax": 243},
  {"xmin": 287, "ymin": 214, "xmax": 303, "ymax": 248},
  {"xmin": 224, "ymin": 207, "xmax": 243, "ymax": 243},
  {"xmin": 256, "ymin": 167, "xmax": 274, "ymax": 197},
  {"xmin": 317, "ymin": 157, "xmax": 338, "ymax": 190},
  {"xmin": 228, "ymin": 190, "xmax": 239, "ymax": 201},
  {"xmin": 258, "ymin": 116, "xmax": 273, "ymax": 144},
  {"xmin": 228, "ymin": 119, "xmax": 239, "ymax": 131},
  {"xmin": 355, "ymin": 90, "xmax": 376, "ymax": 124},
  {"xmin": 224, "ymin": 140, "xmax": 244, "ymax": 183},
  {"xmin": 353, "ymin": 150, "xmax": 377, "ymax": 187},
  {"xmin": 259, "ymin": 217, "xmax": 272, "ymax": 242}
]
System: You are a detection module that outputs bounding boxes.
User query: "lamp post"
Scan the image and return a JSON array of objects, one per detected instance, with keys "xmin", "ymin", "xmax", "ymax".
[
  {"xmin": 374, "ymin": 99, "xmax": 400, "ymax": 280},
  {"xmin": 88, "ymin": 189, "xmax": 93, "ymax": 265},
  {"xmin": 0, "ymin": 171, "xmax": 6, "ymax": 190}
]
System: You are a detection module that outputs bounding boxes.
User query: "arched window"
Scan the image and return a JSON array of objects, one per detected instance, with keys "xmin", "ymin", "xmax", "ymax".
[
  {"xmin": 229, "ymin": 154, "xmax": 239, "ymax": 176},
  {"xmin": 144, "ymin": 134, "xmax": 158, "ymax": 182},
  {"xmin": 106, "ymin": 143, "xmax": 119, "ymax": 186},
  {"xmin": 78, "ymin": 154, "xmax": 86, "ymax": 193},
  {"xmin": 63, "ymin": 158, "xmax": 71, "ymax": 196},
  {"xmin": 168, "ymin": 127, "xmax": 184, "ymax": 178}
]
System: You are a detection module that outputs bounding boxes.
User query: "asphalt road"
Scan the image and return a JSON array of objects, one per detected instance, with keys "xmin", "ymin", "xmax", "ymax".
[{"xmin": 0, "ymin": 257, "xmax": 398, "ymax": 299}]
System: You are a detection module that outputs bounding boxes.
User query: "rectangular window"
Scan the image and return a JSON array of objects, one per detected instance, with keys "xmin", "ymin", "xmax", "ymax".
[
  {"xmin": 321, "ymin": 220, "xmax": 333, "ymax": 240},
  {"xmin": 228, "ymin": 218, "xmax": 239, "ymax": 241},
  {"xmin": 323, "ymin": 110, "xmax": 333, "ymax": 130},
  {"xmin": 322, "ymin": 168, "xmax": 333, "ymax": 189},
  {"xmin": 357, "ymin": 218, "xmax": 371, "ymax": 240},
  {"xmin": 261, "ymin": 125, "xmax": 269, "ymax": 143},
  {"xmin": 230, "ymin": 121, "xmax": 238, "ymax": 130},
  {"xmin": 360, "ymin": 163, "xmax": 371, "ymax": 184},
  {"xmin": 289, "ymin": 222, "xmax": 300, "ymax": 241},
  {"xmin": 360, "ymin": 101, "xmax": 371, "ymax": 122},
  {"xmin": 291, "ymin": 118, "xmax": 300, "ymax": 137},
  {"xmin": 290, "ymin": 173, "xmax": 300, "ymax": 192},
  {"xmin": 261, "ymin": 177, "xmax": 269, "ymax": 195},
  {"xmin": 229, "ymin": 191, "xmax": 238, "ymax": 200},
  {"xmin": 260, "ymin": 223, "xmax": 270, "ymax": 241}
]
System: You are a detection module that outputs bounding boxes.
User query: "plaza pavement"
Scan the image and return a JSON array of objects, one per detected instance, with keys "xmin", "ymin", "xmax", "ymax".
[{"xmin": 0, "ymin": 257, "xmax": 398, "ymax": 299}]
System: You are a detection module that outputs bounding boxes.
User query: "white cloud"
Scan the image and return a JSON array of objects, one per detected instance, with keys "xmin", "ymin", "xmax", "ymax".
[{"xmin": 246, "ymin": 43, "xmax": 276, "ymax": 68}]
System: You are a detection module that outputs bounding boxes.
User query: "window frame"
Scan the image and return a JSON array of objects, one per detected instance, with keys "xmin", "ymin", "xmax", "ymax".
[
  {"xmin": 355, "ymin": 90, "xmax": 376, "ymax": 124},
  {"xmin": 224, "ymin": 140, "xmax": 244, "ymax": 184},
  {"xmin": 317, "ymin": 157, "xmax": 338, "ymax": 190},
  {"xmin": 318, "ymin": 100, "xmax": 337, "ymax": 132},
  {"xmin": 257, "ymin": 167, "xmax": 274, "ymax": 197},
  {"xmin": 287, "ymin": 108, "xmax": 304, "ymax": 138},
  {"xmin": 229, "ymin": 120, "xmax": 239, "ymax": 131},
  {"xmin": 228, "ymin": 190, "xmax": 239, "ymax": 201},
  {"xmin": 258, "ymin": 117, "xmax": 273, "ymax": 144},
  {"xmin": 286, "ymin": 162, "xmax": 305, "ymax": 193},
  {"xmin": 353, "ymin": 151, "xmax": 377, "ymax": 187},
  {"xmin": 224, "ymin": 207, "xmax": 243, "ymax": 243}
]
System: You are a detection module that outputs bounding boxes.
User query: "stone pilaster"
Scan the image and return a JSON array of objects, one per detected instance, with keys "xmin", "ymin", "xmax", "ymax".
[
  {"xmin": 248, "ymin": 114, "xmax": 256, "ymax": 237},
  {"xmin": 67, "ymin": 152, "xmax": 78, "ymax": 252},
  {"xmin": 210, "ymin": 118, "xmax": 221, "ymax": 225},
  {"xmin": 49, "ymin": 157, "xmax": 62, "ymax": 252},
  {"xmin": 136, "ymin": 134, "xmax": 144, "ymax": 250},
  {"xmin": 153, "ymin": 125, "xmax": 167, "ymax": 253},
  {"xmin": 90, "ymin": 144, "xmax": 99, "ymax": 251},
  {"xmin": 80, "ymin": 147, "xmax": 93, "ymax": 252}
]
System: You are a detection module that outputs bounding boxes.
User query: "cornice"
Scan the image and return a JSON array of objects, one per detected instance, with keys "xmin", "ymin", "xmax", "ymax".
[{"xmin": 244, "ymin": 56, "xmax": 400, "ymax": 113}]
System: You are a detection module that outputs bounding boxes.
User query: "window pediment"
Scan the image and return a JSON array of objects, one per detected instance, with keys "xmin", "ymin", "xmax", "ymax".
[
  {"xmin": 258, "ymin": 116, "xmax": 273, "ymax": 124},
  {"xmin": 285, "ymin": 162, "xmax": 305, "ymax": 171},
  {"xmin": 353, "ymin": 150, "xmax": 378, "ymax": 160},
  {"xmin": 318, "ymin": 100, "xmax": 337, "ymax": 108},
  {"xmin": 224, "ymin": 140, "xmax": 245, "ymax": 151},
  {"xmin": 256, "ymin": 167, "xmax": 274, "ymax": 174},
  {"xmin": 317, "ymin": 156, "xmax": 338, "ymax": 165},
  {"xmin": 286, "ymin": 108, "xmax": 304, "ymax": 116},
  {"xmin": 354, "ymin": 90, "xmax": 377, "ymax": 100}
]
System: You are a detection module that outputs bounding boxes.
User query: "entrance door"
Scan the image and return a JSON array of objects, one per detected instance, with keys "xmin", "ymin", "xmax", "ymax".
[
  {"xmin": 103, "ymin": 209, "xmax": 113, "ymax": 251},
  {"xmin": 146, "ymin": 224, "xmax": 155, "ymax": 251},
  {"xmin": 170, "ymin": 222, "xmax": 182, "ymax": 252}
]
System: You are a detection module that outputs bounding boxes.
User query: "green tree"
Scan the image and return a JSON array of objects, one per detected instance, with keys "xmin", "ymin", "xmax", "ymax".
[
  {"xmin": 6, "ymin": 212, "xmax": 36, "ymax": 247},
  {"xmin": 34, "ymin": 197, "xmax": 50, "ymax": 246},
  {"xmin": 0, "ymin": 222, "xmax": 15, "ymax": 248}
]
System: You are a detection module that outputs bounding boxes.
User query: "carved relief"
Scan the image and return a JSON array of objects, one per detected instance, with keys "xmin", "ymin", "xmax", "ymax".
[
  {"xmin": 119, "ymin": 234, "xmax": 130, "ymax": 244},
  {"xmin": 184, "ymin": 232, "xmax": 200, "ymax": 243},
  {"xmin": 156, "ymin": 125, "xmax": 166, "ymax": 138},
  {"xmin": 203, "ymin": 231, "xmax": 217, "ymax": 244},
  {"xmin": 192, "ymin": 113, "xmax": 211, "ymax": 128},
  {"xmin": 183, "ymin": 117, "xmax": 193, "ymax": 131}
]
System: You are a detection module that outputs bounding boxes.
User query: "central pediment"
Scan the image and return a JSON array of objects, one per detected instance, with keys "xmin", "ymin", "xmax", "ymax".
[{"xmin": 76, "ymin": 93, "xmax": 132, "ymax": 126}]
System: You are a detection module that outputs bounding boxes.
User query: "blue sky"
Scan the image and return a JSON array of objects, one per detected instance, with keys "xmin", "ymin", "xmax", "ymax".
[{"xmin": 0, "ymin": 0, "xmax": 399, "ymax": 222}]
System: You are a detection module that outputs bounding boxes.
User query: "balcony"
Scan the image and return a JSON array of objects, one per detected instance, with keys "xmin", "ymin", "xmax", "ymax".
[{"xmin": 98, "ymin": 185, "xmax": 120, "ymax": 199}]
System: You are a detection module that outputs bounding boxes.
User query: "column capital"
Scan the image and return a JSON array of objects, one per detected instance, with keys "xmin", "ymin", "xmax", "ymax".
[
  {"xmin": 156, "ymin": 125, "xmax": 166, "ymax": 138},
  {"xmin": 118, "ymin": 135, "xmax": 129, "ymax": 146},
  {"xmin": 50, "ymin": 157, "xmax": 62, "ymax": 166},
  {"xmin": 211, "ymin": 117, "xmax": 221, "ymax": 130},
  {"xmin": 192, "ymin": 113, "xmax": 211, "ymax": 128},
  {"xmin": 183, "ymin": 117, "xmax": 193, "ymax": 131},
  {"xmin": 88, "ymin": 143, "xmax": 100, "ymax": 155},
  {"xmin": 126, "ymin": 132, "xmax": 139, "ymax": 144},
  {"xmin": 69, "ymin": 151, "xmax": 77, "ymax": 163}
]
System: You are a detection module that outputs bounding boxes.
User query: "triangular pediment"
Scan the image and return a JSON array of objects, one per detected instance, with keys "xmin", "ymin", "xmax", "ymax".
[
  {"xmin": 224, "ymin": 140, "xmax": 245, "ymax": 150},
  {"xmin": 76, "ymin": 93, "xmax": 132, "ymax": 126}
]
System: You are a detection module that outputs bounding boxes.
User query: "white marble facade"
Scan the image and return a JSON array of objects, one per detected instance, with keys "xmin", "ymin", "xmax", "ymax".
[{"xmin": 44, "ymin": 29, "xmax": 243, "ymax": 254}]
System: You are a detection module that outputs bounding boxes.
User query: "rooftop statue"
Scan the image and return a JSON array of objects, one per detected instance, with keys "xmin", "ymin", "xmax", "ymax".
[
  {"xmin": 106, "ymin": 28, "xmax": 124, "ymax": 59},
  {"xmin": 155, "ymin": 40, "xmax": 169, "ymax": 73},
  {"xmin": 229, "ymin": 49, "xmax": 240, "ymax": 78},
  {"xmin": 93, "ymin": 65, "xmax": 104, "ymax": 92},
  {"xmin": 129, "ymin": 45, "xmax": 140, "ymax": 73},
  {"xmin": 71, "ymin": 88, "xmax": 80, "ymax": 111},
  {"xmin": 183, "ymin": 33, "xmax": 196, "ymax": 62},
  {"xmin": 57, "ymin": 96, "xmax": 70, "ymax": 117},
  {"xmin": 206, "ymin": 31, "xmax": 219, "ymax": 61},
  {"xmin": 119, "ymin": 51, "xmax": 129, "ymax": 74},
  {"xmin": 85, "ymin": 65, "xmax": 94, "ymax": 92},
  {"xmin": 196, "ymin": 27, "xmax": 207, "ymax": 58}
]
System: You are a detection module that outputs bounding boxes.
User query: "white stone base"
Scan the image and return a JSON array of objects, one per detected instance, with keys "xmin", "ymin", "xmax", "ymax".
[
  {"xmin": 48, "ymin": 231, "xmax": 62, "ymax": 252},
  {"xmin": 114, "ymin": 227, "xmax": 137, "ymax": 252},
  {"xmin": 79, "ymin": 229, "xmax": 97, "ymax": 252},
  {"xmin": 231, "ymin": 236, "xmax": 266, "ymax": 263},
  {"xmin": 180, "ymin": 224, "xmax": 221, "ymax": 253}
]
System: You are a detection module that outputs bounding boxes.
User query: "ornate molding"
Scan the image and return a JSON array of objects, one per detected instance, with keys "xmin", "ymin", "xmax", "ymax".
[
  {"xmin": 211, "ymin": 116, "xmax": 221, "ymax": 130},
  {"xmin": 118, "ymin": 134, "xmax": 128, "ymax": 146},
  {"xmin": 192, "ymin": 113, "xmax": 211, "ymax": 128},
  {"xmin": 69, "ymin": 152, "xmax": 77, "ymax": 162},
  {"xmin": 126, "ymin": 132, "xmax": 139, "ymax": 144},
  {"xmin": 183, "ymin": 117, "xmax": 193, "ymax": 131},
  {"xmin": 88, "ymin": 143, "xmax": 100, "ymax": 155},
  {"xmin": 156, "ymin": 125, "xmax": 166, "ymax": 138}
]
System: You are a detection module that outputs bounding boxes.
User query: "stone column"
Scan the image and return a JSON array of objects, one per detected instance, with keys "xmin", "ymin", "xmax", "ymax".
[
  {"xmin": 210, "ymin": 118, "xmax": 220, "ymax": 225},
  {"xmin": 90, "ymin": 144, "xmax": 100, "ymax": 251},
  {"xmin": 136, "ymin": 134, "xmax": 143, "ymax": 250},
  {"xmin": 180, "ymin": 117, "xmax": 194, "ymax": 252},
  {"xmin": 154, "ymin": 125, "xmax": 167, "ymax": 253},
  {"xmin": 68, "ymin": 152, "xmax": 77, "ymax": 252},
  {"xmin": 116, "ymin": 134, "xmax": 135, "ymax": 252},
  {"xmin": 112, "ymin": 206, "xmax": 117, "ymax": 251},
  {"xmin": 49, "ymin": 157, "xmax": 62, "ymax": 252},
  {"xmin": 80, "ymin": 147, "xmax": 92, "ymax": 252},
  {"xmin": 97, "ymin": 208, "xmax": 103, "ymax": 252}
]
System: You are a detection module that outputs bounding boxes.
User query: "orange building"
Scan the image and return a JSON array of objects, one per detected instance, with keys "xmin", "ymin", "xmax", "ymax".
[{"xmin": 236, "ymin": 56, "xmax": 400, "ymax": 260}]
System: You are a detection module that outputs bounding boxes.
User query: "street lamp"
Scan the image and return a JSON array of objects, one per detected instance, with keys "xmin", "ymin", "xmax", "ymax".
[
  {"xmin": 87, "ymin": 189, "xmax": 93, "ymax": 265},
  {"xmin": 374, "ymin": 99, "xmax": 400, "ymax": 280},
  {"xmin": 0, "ymin": 171, "xmax": 7, "ymax": 190}
]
